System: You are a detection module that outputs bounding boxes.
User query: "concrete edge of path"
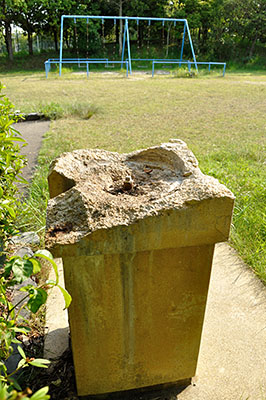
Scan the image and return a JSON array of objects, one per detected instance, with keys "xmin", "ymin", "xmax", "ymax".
[{"xmin": 43, "ymin": 258, "xmax": 69, "ymax": 360}]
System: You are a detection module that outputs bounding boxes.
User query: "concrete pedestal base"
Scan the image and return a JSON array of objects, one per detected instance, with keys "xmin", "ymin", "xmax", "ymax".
[
  {"xmin": 46, "ymin": 141, "xmax": 234, "ymax": 397},
  {"xmin": 63, "ymin": 244, "xmax": 214, "ymax": 396}
]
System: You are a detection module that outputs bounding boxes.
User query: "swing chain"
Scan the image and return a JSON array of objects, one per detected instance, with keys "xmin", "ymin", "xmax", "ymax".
[
  {"xmin": 137, "ymin": 19, "xmax": 140, "ymax": 49},
  {"xmin": 86, "ymin": 18, "xmax": 89, "ymax": 59},
  {"xmin": 102, "ymin": 18, "xmax": 105, "ymax": 48},
  {"xmin": 74, "ymin": 18, "xmax": 79, "ymax": 59},
  {"xmin": 147, "ymin": 20, "xmax": 151, "ymax": 49}
]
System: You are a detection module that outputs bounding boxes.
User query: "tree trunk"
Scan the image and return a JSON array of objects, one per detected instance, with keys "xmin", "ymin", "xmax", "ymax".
[
  {"xmin": 54, "ymin": 29, "xmax": 58, "ymax": 52},
  {"xmin": 248, "ymin": 32, "xmax": 258, "ymax": 59},
  {"xmin": 119, "ymin": 0, "xmax": 123, "ymax": 56},
  {"xmin": 65, "ymin": 32, "xmax": 70, "ymax": 49},
  {"xmin": 28, "ymin": 31, "xmax": 33, "ymax": 55},
  {"xmin": 202, "ymin": 27, "xmax": 208, "ymax": 43},
  {"xmin": 4, "ymin": 21, "xmax": 13, "ymax": 61}
]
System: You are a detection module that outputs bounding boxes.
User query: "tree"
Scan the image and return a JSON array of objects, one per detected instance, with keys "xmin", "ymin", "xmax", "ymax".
[
  {"xmin": 14, "ymin": 0, "xmax": 44, "ymax": 55},
  {"xmin": 41, "ymin": 0, "xmax": 66, "ymax": 52},
  {"xmin": 224, "ymin": 0, "xmax": 266, "ymax": 59},
  {"xmin": 102, "ymin": 0, "xmax": 130, "ymax": 55},
  {"xmin": 0, "ymin": 0, "xmax": 22, "ymax": 60}
]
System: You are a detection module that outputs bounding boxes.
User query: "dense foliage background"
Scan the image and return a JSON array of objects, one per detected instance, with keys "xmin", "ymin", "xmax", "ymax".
[{"xmin": 0, "ymin": 0, "xmax": 265, "ymax": 65}]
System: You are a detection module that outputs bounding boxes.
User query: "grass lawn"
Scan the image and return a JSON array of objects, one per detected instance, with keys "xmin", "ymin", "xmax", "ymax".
[{"xmin": 1, "ymin": 69, "xmax": 265, "ymax": 282}]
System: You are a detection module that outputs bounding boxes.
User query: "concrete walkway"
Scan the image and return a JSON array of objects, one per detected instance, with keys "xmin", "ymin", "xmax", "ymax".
[
  {"xmin": 179, "ymin": 243, "xmax": 266, "ymax": 400},
  {"xmin": 44, "ymin": 244, "xmax": 266, "ymax": 400},
  {"xmin": 16, "ymin": 122, "xmax": 265, "ymax": 399},
  {"xmin": 14, "ymin": 120, "xmax": 50, "ymax": 192}
]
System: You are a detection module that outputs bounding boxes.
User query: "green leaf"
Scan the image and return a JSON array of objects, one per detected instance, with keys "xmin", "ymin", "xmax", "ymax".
[
  {"xmin": 34, "ymin": 250, "xmax": 59, "ymax": 285},
  {"xmin": 17, "ymin": 358, "xmax": 26, "ymax": 369},
  {"xmin": 29, "ymin": 258, "xmax": 42, "ymax": 274},
  {"xmin": 12, "ymin": 259, "xmax": 33, "ymax": 283},
  {"xmin": 15, "ymin": 175, "xmax": 28, "ymax": 184},
  {"xmin": 7, "ymin": 376, "xmax": 22, "ymax": 391},
  {"xmin": 17, "ymin": 346, "xmax": 26, "ymax": 360},
  {"xmin": 19, "ymin": 284, "xmax": 35, "ymax": 292},
  {"xmin": 30, "ymin": 358, "xmax": 50, "ymax": 365},
  {"xmin": 0, "ymin": 381, "xmax": 8, "ymax": 399},
  {"xmin": 2, "ymin": 204, "xmax": 16, "ymax": 218},
  {"xmin": 57, "ymin": 285, "xmax": 72, "ymax": 309},
  {"xmin": 27, "ymin": 288, "xmax": 48, "ymax": 313},
  {"xmin": 30, "ymin": 386, "xmax": 50, "ymax": 400},
  {"xmin": 0, "ymin": 298, "xmax": 7, "ymax": 306},
  {"xmin": 34, "ymin": 249, "xmax": 53, "ymax": 259},
  {"xmin": 28, "ymin": 359, "xmax": 50, "ymax": 368},
  {"xmin": 4, "ymin": 136, "xmax": 25, "ymax": 142},
  {"xmin": 2, "ymin": 262, "xmax": 12, "ymax": 278},
  {"xmin": 0, "ymin": 187, "xmax": 3, "ymax": 198},
  {"xmin": 14, "ymin": 326, "xmax": 31, "ymax": 334},
  {"xmin": 11, "ymin": 338, "xmax": 21, "ymax": 344},
  {"xmin": 0, "ymin": 361, "xmax": 7, "ymax": 375}
]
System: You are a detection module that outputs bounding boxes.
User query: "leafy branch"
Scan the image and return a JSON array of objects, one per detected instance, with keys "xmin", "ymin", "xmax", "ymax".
[{"xmin": 0, "ymin": 83, "xmax": 71, "ymax": 399}]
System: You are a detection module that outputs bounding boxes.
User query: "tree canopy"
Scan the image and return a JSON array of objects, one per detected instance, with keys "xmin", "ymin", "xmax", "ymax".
[{"xmin": 1, "ymin": 0, "xmax": 265, "ymax": 62}]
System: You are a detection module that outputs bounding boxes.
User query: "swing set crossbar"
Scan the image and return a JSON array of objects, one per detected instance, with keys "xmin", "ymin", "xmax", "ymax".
[
  {"xmin": 128, "ymin": 58, "xmax": 188, "ymax": 62},
  {"xmin": 45, "ymin": 15, "xmax": 226, "ymax": 78},
  {"xmin": 61, "ymin": 15, "xmax": 187, "ymax": 23}
]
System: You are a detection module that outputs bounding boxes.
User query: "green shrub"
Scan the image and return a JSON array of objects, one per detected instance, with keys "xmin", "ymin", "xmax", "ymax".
[
  {"xmin": 0, "ymin": 83, "xmax": 26, "ymax": 246},
  {"xmin": 38, "ymin": 102, "xmax": 64, "ymax": 120},
  {"xmin": 0, "ymin": 84, "xmax": 71, "ymax": 399},
  {"xmin": 38, "ymin": 101, "xmax": 98, "ymax": 120}
]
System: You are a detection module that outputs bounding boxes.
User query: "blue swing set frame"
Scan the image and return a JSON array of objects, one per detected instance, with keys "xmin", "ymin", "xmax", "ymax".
[{"xmin": 44, "ymin": 15, "xmax": 226, "ymax": 78}]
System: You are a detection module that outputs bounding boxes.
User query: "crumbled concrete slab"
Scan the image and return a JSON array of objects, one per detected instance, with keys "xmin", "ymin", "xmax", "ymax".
[
  {"xmin": 43, "ymin": 258, "xmax": 69, "ymax": 360},
  {"xmin": 13, "ymin": 278, "xmax": 37, "ymax": 320},
  {"xmin": 46, "ymin": 140, "xmax": 234, "ymax": 249},
  {"xmin": 14, "ymin": 246, "xmax": 34, "ymax": 258},
  {"xmin": 5, "ymin": 344, "xmax": 22, "ymax": 376},
  {"xmin": 11, "ymin": 231, "xmax": 40, "ymax": 246}
]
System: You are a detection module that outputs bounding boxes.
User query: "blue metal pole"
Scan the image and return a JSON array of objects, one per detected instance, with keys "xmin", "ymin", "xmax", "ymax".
[
  {"xmin": 185, "ymin": 20, "xmax": 198, "ymax": 71},
  {"xmin": 179, "ymin": 22, "xmax": 186, "ymax": 67},
  {"xmin": 152, "ymin": 61, "xmax": 155, "ymax": 77},
  {"xmin": 62, "ymin": 15, "xmax": 187, "ymax": 23},
  {"xmin": 121, "ymin": 20, "xmax": 127, "ymax": 69},
  {"xmin": 59, "ymin": 16, "xmax": 64, "ymax": 76},
  {"xmin": 86, "ymin": 62, "xmax": 89, "ymax": 77},
  {"xmin": 45, "ymin": 61, "xmax": 49, "ymax": 78},
  {"xmin": 125, "ymin": 19, "xmax": 132, "ymax": 74},
  {"xmin": 54, "ymin": 14, "xmax": 225, "ymax": 80}
]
